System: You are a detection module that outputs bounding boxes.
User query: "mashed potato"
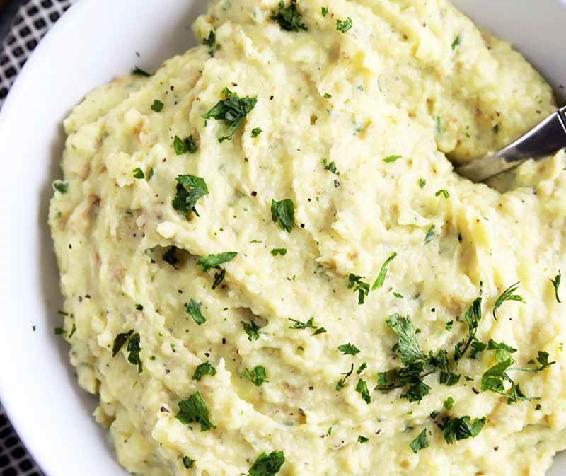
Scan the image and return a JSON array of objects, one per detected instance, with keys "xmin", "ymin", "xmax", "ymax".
[{"xmin": 49, "ymin": 1, "xmax": 566, "ymax": 474}]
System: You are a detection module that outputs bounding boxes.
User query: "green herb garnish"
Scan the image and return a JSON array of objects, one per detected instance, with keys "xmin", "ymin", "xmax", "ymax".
[
  {"xmin": 193, "ymin": 362, "xmax": 216, "ymax": 380},
  {"xmin": 424, "ymin": 225, "xmax": 436, "ymax": 244},
  {"xmin": 321, "ymin": 6, "xmax": 328, "ymax": 17},
  {"xmin": 271, "ymin": 248, "xmax": 288, "ymax": 256},
  {"xmin": 251, "ymin": 127, "xmax": 263, "ymax": 138},
  {"xmin": 132, "ymin": 66, "xmax": 151, "ymax": 77},
  {"xmin": 242, "ymin": 321, "xmax": 261, "ymax": 341},
  {"xmin": 248, "ymin": 451, "xmax": 285, "ymax": 476},
  {"xmin": 435, "ymin": 189, "xmax": 449, "ymax": 199},
  {"xmin": 151, "ymin": 99, "xmax": 164, "ymax": 112},
  {"xmin": 551, "ymin": 272, "xmax": 561, "ymax": 303},
  {"xmin": 202, "ymin": 30, "xmax": 218, "ymax": 55},
  {"xmin": 53, "ymin": 180, "xmax": 69, "ymax": 194},
  {"xmin": 185, "ymin": 299, "xmax": 206, "ymax": 325},
  {"xmin": 322, "ymin": 158, "xmax": 339, "ymax": 175},
  {"xmin": 443, "ymin": 397, "xmax": 455, "ymax": 410},
  {"xmin": 358, "ymin": 435, "xmax": 369, "ymax": 443},
  {"xmin": 335, "ymin": 364, "xmax": 354, "ymax": 391},
  {"xmin": 133, "ymin": 167, "xmax": 145, "ymax": 179},
  {"xmin": 271, "ymin": 199, "xmax": 295, "ymax": 232},
  {"xmin": 204, "ymin": 88, "xmax": 257, "ymax": 142},
  {"xmin": 182, "ymin": 456, "xmax": 195, "ymax": 469},
  {"xmin": 271, "ymin": 0, "xmax": 307, "ymax": 32},
  {"xmin": 356, "ymin": 378, "xmax": 371, "ymax": 404},
  {"xmin": 336, "ymin": 17, "xmax": 352, "ymax": 33},
  {"xmin": 177, "ymin": 391, "xmax": 214, "ymax": 431},
  {"xmin": 493, "ymin": 282, "xmax": 524, "ymax": 319},
  {"xmin": 440, "ymin": 415, "xmax": 485, "ymax": 444},
  {"xmin": 383, "ymin": 155, "xmax": 401, "ymax": 163},
  {"xmin": 410, "ymin": 429, "xmax": 429, "ymax": 453},
  {"xmin": 173, "ymin": 135, "xmax": 197, "ymax": 154},
  {"xmin": 348, "ymin": 274, "xmax": 370, "ymax": 304},
  {"xmin": 197, "ymin": 252, "xmax": 238, "ymax": 272},
  {"xmin": 372, "ymin": 252, "xmax": 397, "ymax": 290},
  {"xmin": 338, "ymin": 343, "xmax": 360, "ymax": 355},
  {"xmin": 451, "ymin": 35, "xmax": 461, "ymax": 50},
  {"xmin": 243, "ymin": 365, "xmax": 268, "ymax": 386},
  {"xmin": 172, "ymin": 174, "xmax": 208, "ymax": 217}
]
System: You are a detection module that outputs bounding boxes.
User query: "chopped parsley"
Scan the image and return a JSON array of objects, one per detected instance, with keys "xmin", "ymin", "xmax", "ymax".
[
  {"xmin": 323, "ymin": 92, "xmax": 332, "ymax": 99},
  {"xmin": 173, "ymin": 135, "xmax": 198, "ymax": 154},
  {"xmin": 182, "ymin": 456, "xmax": 195, "ymax": 469},
  {"xmin": 271, "ymin": 199, "xmax": 295, "ymax": 232},
  {"xmin": 418, "ymin": 178, "xmax": 426, "ymax": 188},
  {"xmin": 410, "ymin": 429, "xmax": 429, "ymax": 453},
  {"xmin": 151, "ymin": 99, "xmax": 164, "ymax": 112},
  {"xmin": 135, "ymin": 304, "xmax": 144, "ymax": 311},
  {"xmin": 112, "ymin": 330, "xmax": 142, "ymax": 372},
  {"xmin": 248, "ymin": 450, "xmax": 285, "ymax": 476},
  {"xmin": 132, "ymin": 66, "xmax": 151, "ymax": 77},
  {"xmin": 335, "ymin": 363, "xmax": 354, "ymax": 391},
  {"xmin": 440, "ymin": 415, "xmax": 485, "ymax": 444},
  {"xmin": 203, "ymin": 88, "xmax": 257, "ymax": 142},
  {"xmin": 493, "ymin": 282, "xmax": 525, "ymax": 319},
  {"xmin": 454, "ymin": 295, "xmax": 482, "ymax": 361},
  {"xmin": 338, "ymin": 343, "xmax": 360, "ymax": 355},
  {"xmin": 356, "ymin": 378, "xmax": 371, "ymax": 404},
  {"xmin": 383, "ymin": 155, "xmax": 401, "ymax": 163},
  {"xmin": 443, "ymin": 397, "xmax": 455, "ymax": 410},
  {"xmin": 451, "ymin": 35, "xmax": 461, "ymax": 50},
  {"xmin": 348, "ymin": 274, "xmax": 370, "ymax": 304},
  {"xmin": 271, "ymin": 0, "xmax": 307, "ymax": 32},
  {"xmin": 289, "ymin": 317, "xmax": 316, "ymax": 330},
  {"xmin": 242, "ymin": 320, "xmax": 261, "ymax": 341},
  {"xmin": 435, "ymin": 189, "xmax": 449, "ymax": 199},
  {"xmin": 321, "ymin": 6, "xmax": 328, "ymax": 17},
  {"xmin": 243, "ymin": 365, "xmax": 268, "ymax": 386},
  {"xmin": 193, "ymin": 362, "xmax": 216, "ymax": 381},
  {"xmin": 185, "ymin": 299, "xmax": 206, "ymax": 325},
  {"xmin": 386, "ymin": 314, "xmax": 425, "ymax": 364},
  {"xmin": 358, "ymin": 435, "xmax": 369, "ymax": 443},
  {"xmin": 271, "ymin": 248, "xmax": 288, "ymax": 256},
  {"xmin": 336, "ymin": 17, "xmax": 352, "ymax": 33},
  {"xmin": 197, "ymin": 252, "xmax": 238, "ymax": 272},
  {"xmin": 202, "ymin": 30, "xmax": 218, "ymax": 55},
  {"xmin": 357, "ymin": 362, "xmax": 367, "ymax": 374},
  {"xmin": 172, "ymin": 174, "xmax": 209, "ymax": 217},
  {"xmin": 53, "ymin": 180, "xmax": 69, "ymax": 194},
  {"xmin": 176, "ymin": 391, "xmax": 214, "ymax": 431},
  {"xmin": 251, "ymin": 127, "xmax": 263, "ymax": 138},
  {"xmin": 322, "ymin": 158, "xmax": 339, "ymax": 175},
  {"xmin": 424, "ymin": 225, "xmax": 436, "ymax": 244},
  {"xmin": 551, "ymin": 272, "xmax": 561, "ymax": 303},
  {"xmin": 372, "ymin": 252, "xmax": 397, "ymax": 290},
  {"xmin": 133, "ymin": 167, "xmax": 145, "ymax": 179}
]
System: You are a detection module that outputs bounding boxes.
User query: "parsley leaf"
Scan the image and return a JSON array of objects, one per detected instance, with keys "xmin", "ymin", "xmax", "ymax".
[
  {"xmin": 53, "ymin": 180, "xmax": 69, "ymax": 194},
  {"xmin": 551, "ymin": 272, "xmax": 561, "ymax": 303},
  {"xmin": 516, "ymin": 351, "xmax": 556, "ymax": 372},
  {"xmin": 356, "ymin": 378, "xmax": 371, "ymax": 404},
  {"xmin": 336, "ymin": 17, "xmax": 352, "ymax": 33},
  {"xmin": 271, "ymin": 0, "xmax": 307, "ymax": 32},
  {"xmin": 177, "ymin": 391, "xmax": 215, "ymax": 431},
  {"xmin": 486, "ymin": 339, "xmax": 516, "ymax": 361},
  {"xmin": 271, "ymin": 248, "xmax": 287, "ymax": 256},
  {"xmin": 424, "ymin": 225, "xmax": 436, "ymax": 244},
  {"xmin": 173, "ymin": 135, "xmax": 197, "ymax": 154},
  {"xmin": 440, "ymin": 416, "xmax": 485, "ymax": 444},
  {"xmin": 242, "ymin": 321, "xmax": 261, "ymax": 341},
  {"xmin": 185, "ymin": 299, "xmax": 206, "ymax": 325},
  {"xmin": 417, "ymin": 178, "xmax": 426, "ymax": 188},
  {"xmin": 321, "ymin": 6, "xmax": 328, "ymax": 17},
  {"xmin": 410, "ymin": 429, "xmax": 429, "ymax": 453},
  {"xmin": 289, "ymin": 317, "xmax": 316, "ymax": 330},
  {"xmin": 243, "ymin": 365, "xmax": 268, "ymax": 386},
  {"xmin": 493, "ymin": 282, "xmax": 525, "ymax": 319},
  {"xmin": 322, "ymin": 158, "xmax": 340, "ymax": 175},
  {"xmin": 386, "ymin": 314, "xmax": 425, "ymax": 364},
  {"xmin": 372, "ymin": 252, "xmax": 397, "ymax": 290},
  {"xmin": 338, "ymin": 343, "xmax": 360, "ymax": 355},
  {"xmin": 112, "ymin": 330, "xmax": 142, "ymax": 372},
  {"xmin": 335, "ymin": 364, "xmax": 354, "ymax": 390},
  {"xmin": 133, "ymin": 167, "xmax": 145, "ymax": 179},
  {"xmin": 182, "ymin": 456, "xmax": 195, "ymax": 469},
  {"xmin": 197, "ymin": 252, "xmax": 237, "ymax": 272},
  {"xmin": 112, "ymin": 330, "xmax": 133, "ymax": 357},
  {"xmin": 202, "ymin": 30, "xmax": 218, "ymax": 56},
  {"xmin": 383, "ymin": 155, "xmax": 401, "ymax": 163},
  {"xmin": 435, "ymin": 189, "xmax": 449, "ymax": 199},
  {"xmin": 348, "ymin": 274, "xmax": 370, "ymax": 304},
  {"xmin": 444, "ymin": 397, "xmax": 455, "ymax": 410},
  {"xmin": 151, "ymin": 99, "xmax": 164, "ymax": 112},
  {"xmin": 271, "ymin": 199, "xmax": 295, "ymax": 232},
  {"xmin": 451, "ymin": 35, "xmax": 461, "ymax": 50},
  {"xmin": 172, "ymin": 174, "xmax": 209, "ymax": 217},
  {"xmin": 204, "ymin": 88, "xmax": 257, "ymax": 142},
  {"xmin": 248, "ymin": 451, "xmax": 285, "ymax": 476},
  {"xmin": 358, "ymin": 435, "xmax": 369, "ymax": 443},
  {"xmin": 251, "ymin": 127, "xmax": 263, "ymax": 138},
  {"xmin": 193, "ymin": 362, "xmax": 216, "ymax": 380},
  {"xmin": 132, "ymin": 66, "xmax": 151, "ymax": 77},
  {"xmin": 453, "ymin": 296, "xmax": 482, "ymax": 361}
]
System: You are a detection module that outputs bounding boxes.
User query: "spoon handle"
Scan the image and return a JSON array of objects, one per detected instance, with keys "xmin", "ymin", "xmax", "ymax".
[{"xmin": 457, "ymin": 106, "xmax": 566, "ymax": 182}]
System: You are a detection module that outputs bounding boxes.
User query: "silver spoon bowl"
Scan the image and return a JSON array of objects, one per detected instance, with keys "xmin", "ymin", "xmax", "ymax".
[{"xmin": 456, "ymin": 106, "xmax": 566, "ymax": 182}]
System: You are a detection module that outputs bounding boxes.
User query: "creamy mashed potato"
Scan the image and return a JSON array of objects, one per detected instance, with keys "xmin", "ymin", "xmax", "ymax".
[{"xmin": 49, "ymin": 0, "xmax": 566, "ymax": 475}]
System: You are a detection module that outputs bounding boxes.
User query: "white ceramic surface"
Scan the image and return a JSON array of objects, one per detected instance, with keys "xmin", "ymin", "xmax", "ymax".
[{"xmin": 0, "ymin": 1, "xmax": 564, "ymax": 475}]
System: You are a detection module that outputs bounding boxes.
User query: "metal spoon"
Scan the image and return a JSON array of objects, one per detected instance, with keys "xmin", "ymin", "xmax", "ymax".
[{"xmin": 456, "ymin": 106, "xmax": 566, "ymax": 182}]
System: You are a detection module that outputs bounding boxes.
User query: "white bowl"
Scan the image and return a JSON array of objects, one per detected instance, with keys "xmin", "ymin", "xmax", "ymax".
[{"xmin": 0, "ymin": 0, "xmax": 564, "ymax": 474}]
